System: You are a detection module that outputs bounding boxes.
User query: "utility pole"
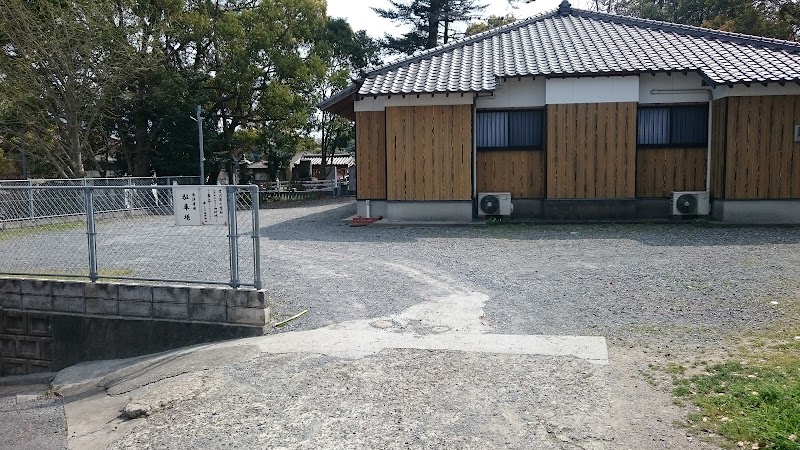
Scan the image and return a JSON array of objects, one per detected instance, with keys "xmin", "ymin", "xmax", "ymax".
[{"xmin": 197, "ymin": 105, "xmax": 205, "ymax": 185}]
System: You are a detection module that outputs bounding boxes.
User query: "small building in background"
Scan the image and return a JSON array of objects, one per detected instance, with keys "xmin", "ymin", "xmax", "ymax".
[
  {"xmin": 291, "ymin": 152, "xmax": 355, "ymax": 180},
  {"xmin": 248, "ymin": 160, "xmax": 275, "ymax": 183},
  {"xmin": 248, "ymin": 152, "xmax": 355, "ymax": 183}
]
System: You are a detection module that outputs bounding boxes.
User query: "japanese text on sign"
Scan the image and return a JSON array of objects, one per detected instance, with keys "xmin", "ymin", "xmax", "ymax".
[{"xmin": 173, "ymin": 186, "xmax": 228, "ymax": 226}]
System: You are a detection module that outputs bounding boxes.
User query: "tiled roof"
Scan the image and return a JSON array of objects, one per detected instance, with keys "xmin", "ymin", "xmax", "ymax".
[
  {"xmin": 296, "ymin": 153, "xmax": 355, "ymax": 167},
  {"xmin": 340, "ymin": 1, "xmax": 800, "ymax": 101}
]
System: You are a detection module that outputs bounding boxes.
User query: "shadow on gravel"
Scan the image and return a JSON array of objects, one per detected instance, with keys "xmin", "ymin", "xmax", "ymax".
[{"xmin": 260, "ymin": 202, "xmax": 800, "ymax": 247}]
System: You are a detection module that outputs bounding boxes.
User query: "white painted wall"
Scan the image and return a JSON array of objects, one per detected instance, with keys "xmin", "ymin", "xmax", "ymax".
[
  {"xmin": 353, "ymin": 96, "xmax": 386, "ymax": 112},
  {"xmin": 639, "ymin": 73, "xmax": 710, "ymax": 104},
  {"xmin": 475, "ymin": 77, "xmax": 546, "ymax": 109},
  {"xmin": 713, "ymin": 83, "xmax": 800, "ymax": 99},
  {"xmin": 352, "ymin": 74, "xmax": 800, "ymax": 113},
  {"xmin": 545, "ymin": 76, "xmax": 639, "ymax": 104},
  {"xmin": 354, "ymin": 93, "xmax": 474, "ymax": 112}
]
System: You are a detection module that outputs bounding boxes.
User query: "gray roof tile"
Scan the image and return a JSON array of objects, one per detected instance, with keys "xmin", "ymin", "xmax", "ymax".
[{"xmin": 353, "ymin": 5, "xmax": 800, "ymax": 97}]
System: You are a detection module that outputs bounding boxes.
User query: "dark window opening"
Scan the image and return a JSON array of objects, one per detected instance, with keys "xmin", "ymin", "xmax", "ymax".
[
  {"xmin": 638, "ymin": 105, "xmax": 708, "ymax": 147},
  {"xmin": 477, "ymin": 109, "xmax": 544, "ymax": 150}
]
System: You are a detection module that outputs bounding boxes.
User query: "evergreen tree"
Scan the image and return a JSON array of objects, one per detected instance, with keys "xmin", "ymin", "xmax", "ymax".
[
  {"xmin": 465, "ymin": 14, "xmax": 518, "ymax": 36},
  {"xmin": 373, "ymin": 0, "xmax": 487, "ymax": 55},
  {"xmin": 594, "ymin": 0, "xmax": 798, "ymax": 41}
]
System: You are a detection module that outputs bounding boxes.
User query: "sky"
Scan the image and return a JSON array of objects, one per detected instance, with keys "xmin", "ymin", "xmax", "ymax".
[{"xmin": 326, "ymin": 0, "xmax": 586, "ymax": 39}]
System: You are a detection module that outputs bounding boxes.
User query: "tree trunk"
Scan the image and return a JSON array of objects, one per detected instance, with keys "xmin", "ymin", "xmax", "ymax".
[
  {"xmin": 130, "ymin": 82, "xmax": 152, "ymax": 177},
  {"xmin": 69, "ymin": 124, "xmax": 85, "ymax": 177},
  {"xmin": 207, "ymin": 167, "xmax": 220, "ymax": 185},
  {"xmin": 427, "ymin": 2, "xmax": 442, "ymax": 48}
]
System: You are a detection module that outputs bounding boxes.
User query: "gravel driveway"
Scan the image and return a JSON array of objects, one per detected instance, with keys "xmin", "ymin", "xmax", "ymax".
[
  {"xmin": 264, "ymin": 198, "xmax": 800, "ymax": 348},
  {"xmin": 6, "ymin": 197, "xmax": 799, "ymax": 449},
  {"xmin": 4, "ymin": 195, "xmax": 797, "ymax": 350},
  {"xmin": 258, "ymin": 199, "xmax": 800, "ymax": 448}
]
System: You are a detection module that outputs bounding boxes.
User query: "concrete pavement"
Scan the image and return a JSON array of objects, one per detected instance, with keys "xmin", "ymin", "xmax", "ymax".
[{"xmin": 52, "ymin": 271, "xmax": 610, "ymax": 449}]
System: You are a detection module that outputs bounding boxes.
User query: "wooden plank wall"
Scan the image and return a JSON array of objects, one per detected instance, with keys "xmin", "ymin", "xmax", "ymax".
[
  {"xmin": 385, "ymin": 105, "xmax": 472, "ymax": 201},
  {"xmin": 722, "ymin": 95, "xmax": 800, "ymax": 199},
  {"xmin": 546, "ymin": 102, "xmax": 637, "ymax": 199},
  {"xmin": 635, "ymin": 148, "xmax": 707, "ymax": 197},
  {"xmin": 355, "ymin": 111, "xmax": 387, "ymax": 200},
  {"xmin": 710, "ymin": 98, "xmax": 728, "ymax": 198},
  {"xmin": 477, "ymin": 151, "xmax": 545, "ymax": 198}
]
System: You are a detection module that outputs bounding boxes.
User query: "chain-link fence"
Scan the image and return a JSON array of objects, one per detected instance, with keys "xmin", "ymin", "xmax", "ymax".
[
  {"xmin": 0, "ymin": 183, "xmax": 261, "ymax": 289},
  {"xmin": 0, "ymin": 177, "xmax": 199, "ymax": 221}
]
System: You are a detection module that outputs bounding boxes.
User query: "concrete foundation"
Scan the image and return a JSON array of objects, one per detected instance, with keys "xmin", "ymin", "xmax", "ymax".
[
  {"xmin": 358, "ymin": 200, "xmax": 473, "ymax": 222},
  {"xmin": 507, "ymin": 199, "xmax": 544, "ymax": 219},
  {"xmin": 544, "ymin": 199, "xmax": 637, "ymax": 220},
  {"xmin": 712, "ymin": 200, "xmax": 800, "ymax": 224},
  {"xmin": 388, "ymin": 201, "xmax": 473, "ymax": 221},
  {"xmin": 356, "ymin": 197, "xmax": 800, "ymax": 223},
  {"xmin": 635, "ymin": 199, "xmax": 672, "ymax": 219},
  {"xmin": 356, "ymin": 200, "xmax": 388, "ymax": 218}
]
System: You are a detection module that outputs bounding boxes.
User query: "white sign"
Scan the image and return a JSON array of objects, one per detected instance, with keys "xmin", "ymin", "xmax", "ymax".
[
  {"xmin": 173, "ymin": 187, "xmax": 202, "ymax": 226},
  {"xmin": 173, "ymin": 186, "xmax": 229, "ymax": 226},
  {"xmin": 200, "ymin": 186, "xmax": 227, "ymax": 226}
]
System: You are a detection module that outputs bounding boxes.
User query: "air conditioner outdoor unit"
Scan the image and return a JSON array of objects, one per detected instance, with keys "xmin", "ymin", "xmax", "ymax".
[
  {"xmin": 478, "ymin": 192, "xmax": 513, "ymax": 216},
  {"xmin": 672, "ymin": 191, "xmax": 710, "ymax": 216}
]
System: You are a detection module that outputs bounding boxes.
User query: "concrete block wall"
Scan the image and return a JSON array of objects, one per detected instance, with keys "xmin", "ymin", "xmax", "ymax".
[
  {"xmin": 0, "ymin": 279, "xmax": 270, "ymax": 327},
  {"xmin": 0, "ymin": 310, "xmax": 54, "ymax": 376},
  {"xmin": 0, "ymin": 278, "xmax": 271, "ymax": 376}
]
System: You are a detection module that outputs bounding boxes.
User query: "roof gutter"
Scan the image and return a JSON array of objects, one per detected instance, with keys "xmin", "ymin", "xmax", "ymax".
[{"xmin": 650, "ymin": 89, "xmax": 714, "ymax": 194}]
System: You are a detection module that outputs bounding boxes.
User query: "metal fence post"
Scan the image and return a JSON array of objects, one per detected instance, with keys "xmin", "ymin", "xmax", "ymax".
[
  {"xmin": 27, "ymin": 179, "xmax": 34, "ymax": 219},
  {"xmin": 250, "ymin": 186, "xmax": 262, "ymax": 290},
  {"xmin": 126, "ymin": 177, "xmax": 134, "ymax": 216},
  {"xmin": 84, "ymin": 186, "xmax": 99, "ymax": 283},
  {"xmin": 227, "ymin": 186, "xmax": 240, "ymax": 288}
]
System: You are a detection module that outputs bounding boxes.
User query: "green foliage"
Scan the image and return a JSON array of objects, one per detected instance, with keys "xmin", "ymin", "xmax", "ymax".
[
  {"xmin": 308, "ymin": 17, "xmax": 381, "ymax": 179},
  {"xmin": 1, "ymin": 0, "xmax": 373, "ymax": 181},
  {"xmin": 673, "ymin": 360, "xmax": 800, "ymax": 449},
  {"xmin": 596, "ymin": 0, "xmax": 799, "ymax": 40},
  {"xmin": 373, "ymin": 0, "xmax": 488, "ymax": 54},
  {"xmin": 466, "ymin": 14, "xmax": 517, "ymax": 36},
  {"xmin": 0, "ymin": 0, "xmax": 132, "ymax": 177},
  {"xmin": 0, "ymin": 148, "xmax": 11, "ymax": 178}
]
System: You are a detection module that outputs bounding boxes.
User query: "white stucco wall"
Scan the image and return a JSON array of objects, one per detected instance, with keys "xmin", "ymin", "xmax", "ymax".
[
  {"xmin": 639, "ymin": 73, "xmax": 710, "ymax": 104},
  {"xmin": 640, "ymin": 72, "xmax": 800, "ymax": 102},
  {"xmin": 713, "ymin": 83, "xmax": 800, "ymax": 99},
  {"xmin": 351, "ymin": 73, "xmax": 800, "ymax": 113},
  {"xmin": 545, "ymin": 76, "xmax": 640, "ymax": 104},
  {"xmin": 475, "ymin": 77, "xmax": 546, "ymax": 109}
]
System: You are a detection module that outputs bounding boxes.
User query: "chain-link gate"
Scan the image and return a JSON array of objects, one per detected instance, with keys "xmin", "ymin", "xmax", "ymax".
[{"xmin": 0, "ymin": 184, "xmax": 261, "ymax": 289}]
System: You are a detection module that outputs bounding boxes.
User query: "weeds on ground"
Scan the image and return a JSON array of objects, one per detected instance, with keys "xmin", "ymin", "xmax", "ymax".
[
  {"xmin": 0, "ymin": 268, "xmax": 134, "ymax": 281},
  {"xmin": 0, "ymin": 221, "xmax": 84, "ymax": 240},
  {"xmin": 670, "ymin": 300, "xmax": 800, "ymax": 449}
]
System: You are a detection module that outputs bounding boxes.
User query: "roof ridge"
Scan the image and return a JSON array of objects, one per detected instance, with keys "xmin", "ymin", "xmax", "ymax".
[
  {"xmin": 572, "ymin": 8, "xmax": 800, "ymax": 52},
  {"xmin": 362, "ymin": 7, "xmax": 563, "ymax": 78}
]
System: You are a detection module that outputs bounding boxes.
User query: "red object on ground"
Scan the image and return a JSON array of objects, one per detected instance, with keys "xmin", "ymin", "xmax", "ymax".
[{"xmin": 351, "ymin": 216, "xmax": 382, "ymax": 226}]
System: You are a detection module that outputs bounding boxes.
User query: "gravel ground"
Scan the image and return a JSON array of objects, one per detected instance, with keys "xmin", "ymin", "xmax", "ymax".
[
  {"xmin": 256, "ymin": 198, "xmax": 800, "ymax": 449},
  {"xmin": 5, "ymin": 196, "xmax": 798, "ymax": 350},
  {"xmin": 263, "ymin": 199, "xmax": 800, "ymax": 349},
  {"xmin": 4, "ymin": 197, "xmax": 800, "ymax": 449},
  {"xmin": 0, "ymin": 382, "xmax": 66, "ymax": 450},
  {"xmin": 106, "ymin": 349, "xmax": 612, "ymax": 450}
]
